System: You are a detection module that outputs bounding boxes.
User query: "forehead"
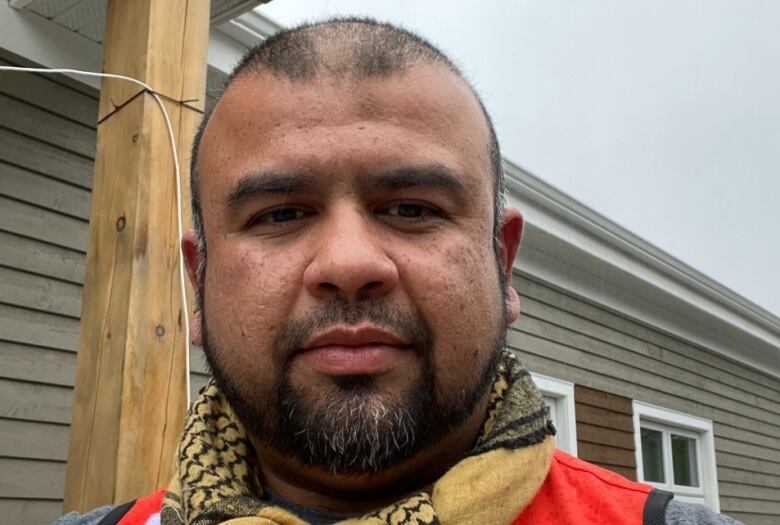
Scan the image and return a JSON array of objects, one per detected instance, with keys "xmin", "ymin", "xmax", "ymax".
[{"xmin": 197, "ymin": 64, "xmax": 492, "ymax": 196}]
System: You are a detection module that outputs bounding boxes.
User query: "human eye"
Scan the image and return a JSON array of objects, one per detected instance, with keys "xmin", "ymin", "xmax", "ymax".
[
  {"xmin": 247, "ymin": 206, "xmax": 313, "ymax": 230},
  {"xmin": 378, "ymin": 202, "xmax": 444, "ymax": 224}
]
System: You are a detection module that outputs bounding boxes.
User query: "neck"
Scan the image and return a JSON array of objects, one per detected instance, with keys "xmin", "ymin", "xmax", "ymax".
[{"xmin": 248, "ymin": 394, "xmax": 490, "ymax": 514}]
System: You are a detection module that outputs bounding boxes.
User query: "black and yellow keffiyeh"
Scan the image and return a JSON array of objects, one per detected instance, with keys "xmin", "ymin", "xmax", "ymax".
[{"xmin": 161, "ymin": 350, "xmax": 556, "ymax": 525}]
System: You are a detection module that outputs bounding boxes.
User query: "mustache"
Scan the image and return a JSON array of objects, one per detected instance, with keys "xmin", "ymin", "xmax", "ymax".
[{"xmin": 271, "ymin": 296, "xmax": 433, "ymax": 363}]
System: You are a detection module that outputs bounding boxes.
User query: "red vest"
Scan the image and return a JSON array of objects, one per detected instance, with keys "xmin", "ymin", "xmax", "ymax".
[
  {"xmin": 514, "ymin": 449, "xmax": 669, "ymax": 525},
  {"xmin": 104, "ymin": 451, "xmax": 671, "ymax": 525}
]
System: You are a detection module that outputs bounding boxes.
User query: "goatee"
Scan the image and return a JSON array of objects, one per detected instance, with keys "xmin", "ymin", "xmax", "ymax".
[{"xmin": 202, "ymin": 295, "xmax": 503, "ymax": 474}]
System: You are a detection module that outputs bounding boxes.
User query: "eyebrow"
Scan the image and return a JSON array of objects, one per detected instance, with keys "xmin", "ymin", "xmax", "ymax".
[
  {"xmin": 369, "ymin": 165, "xmax": 467, "ymax": 199},
  {"xmin": 225, "ymin": 171, "xmax": 318, "ymax": 207},
  {"xmin": 225, "ymin": 164, "xmax": 468, "ymax": 208}
]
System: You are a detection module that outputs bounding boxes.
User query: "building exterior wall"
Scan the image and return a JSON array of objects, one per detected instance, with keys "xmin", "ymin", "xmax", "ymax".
[
  {"xmin": 511, "ymin": 272, "xmax": 780, "ymax": 525},
  {"xmin": 0, "ymin": 54, "xmax": 212, "ymax": 524},
  {"xmin": 0, "ymin": 54, "xmax": 96, "ymax": 525},
  {"xmin": 574, "ymin": 385, "xmax": 637, "ymax": 480}
]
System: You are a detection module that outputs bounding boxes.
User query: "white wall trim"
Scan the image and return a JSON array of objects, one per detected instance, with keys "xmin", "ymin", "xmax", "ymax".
[
  {"xmin": 632, "ymin": 400, "xmax": 720, "ymax": 511},
  {"xmin": 9, "ymin": 0, "xmax": 36, "ymax": 8},
  {"xmin": 209, "ymin": 10, "xmax": 283, "ymax": 74},
  {"xmin": 0, "ymin": 1, "xmax": 102, "ymax": 89},
  {"xmin": 507, "ymin": 160, "xmax": 780, "ymax": 378},
  {"xmin": 531, "ymin": 372, "xmax": 577, "ymax": 456},
  {"xmin": 205, "ymin": 8, "xmax": 286, "ymax": 75},
  {"xmin": 208, "ymin": 27, "xmax": 249, "ymax": 75}
]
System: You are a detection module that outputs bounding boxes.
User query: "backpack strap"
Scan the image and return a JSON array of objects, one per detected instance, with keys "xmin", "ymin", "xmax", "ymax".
[
  {"xmin": 643, "ymin": 489, "xmax": 674, "ymax": 525},
  {"xmin": 96, "ymin": 500, "xmax": 135, "ymax": 525},
  {"xmin": 96, "ymin": 488, "xmax": 166, "ymax": 525}
]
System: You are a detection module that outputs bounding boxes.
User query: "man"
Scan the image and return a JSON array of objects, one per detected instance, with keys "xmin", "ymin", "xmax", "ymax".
[{"xmin": 57, "ymin": 18, "xmax": 741, "ymax": 525}]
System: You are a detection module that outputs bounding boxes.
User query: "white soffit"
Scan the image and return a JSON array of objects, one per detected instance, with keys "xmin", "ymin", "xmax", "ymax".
[
  {"xmin": 0, "ymin": 1, "xmax": 271, "ymax": 89},
  {"xmin": 11, "ymin": 0, "xmax": 268, "ymax": 44},
  {"xmin": 209, "ymin": 9, "xmax": 283, "ymax": 74},
  {"xmin": 508, "ymin": 160, "xmax": 780, "ymax": 378}
]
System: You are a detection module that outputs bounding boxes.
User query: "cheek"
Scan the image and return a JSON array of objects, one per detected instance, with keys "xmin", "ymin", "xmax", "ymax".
[
  {"xmin": 204, "ymin": 243, "xmax": 304, "ymax": 351},
  {"xmin": 400, "ymin": 240, "xmax": 503, "ymax": 393}
]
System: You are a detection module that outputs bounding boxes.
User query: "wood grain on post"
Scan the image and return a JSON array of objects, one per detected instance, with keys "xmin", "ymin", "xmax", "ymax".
[{"xmin": 63, "ymin": 0, "xmax": 209, "ymax": 512}]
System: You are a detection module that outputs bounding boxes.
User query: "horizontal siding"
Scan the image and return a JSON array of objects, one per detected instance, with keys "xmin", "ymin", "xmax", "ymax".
[
  {"xmin": 513, "ymin": 331, "xmax": 779, "ymax": 441},
  {"xmin": 0, "ymin": 161, "xmax": 91, "ymax": 220},
  {"xmin": 0, "ymin": 195, "xmax": 88, "ymax": 252},
  {"xmin": 574, "ymin": 385, "xmax": 637, "ymax": 479},
  {"xmin": 0, "ymin": 499, "xmax": 65, "ymax": 525},
  {"xmin": 0, "ymin": 419, "xmax": 70, "ymax": 461},
  {"xmin": 518, "ymin": 276, "xmax": 780, "ymax": 396},
  {"xmin": 0, "ymin": 379, "xmax": 73, "ymax": 424},
  {"xmin": 0, "ymin": 59, "xmax": 98, "ymax": 127},
  {"xmin": 0, "ymin": 457, "xmax": 65, "ymax": 499},
  {"xmin": 0, "ymin": 93, "xmax": 96, "ymax": 158},
  {"xmin": 0, "ymin": 58, "xmax": 221, "ymax": 523},
  {"xmin": 0, "ymin": 58, "xmax": 95, "ymax": 524},
  {"xmin": 0, "ymin": 341, "xmax": 76, "ymax": 386},
  {"xmin": 718, "ymin": 466, "xmax": 780, "ymax": 489},
  {"xmin": 511, "ymin": 273, "xmax": 780, "ymax": 524},
  {"xmin": 0, "ymin": 266, "xmax": 83, "ymax": 318},
  {"xmin": 0, "ymin": 230, "xmax": 85, "ymax": 285},
  {"xmin": 0, "ymin": 303, "xmax": 80, "ymax": 352},
  {"xmin": 521, "ymin": 299, "xmax": 780, "ymax": 414},
  {"xmin": 725, "ymin": 514, "xmax": 780, "ymax": 525},
  {"xmin": 0, "ymin": 127, "xmax": 93, "ymax": 189},
  {"xmin": 189, "ymin": 345, "xmax": 211, "ymax": 401}
]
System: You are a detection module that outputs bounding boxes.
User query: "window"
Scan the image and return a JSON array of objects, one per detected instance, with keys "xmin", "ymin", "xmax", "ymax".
[
  {"xmin": 633, "ymin": 401, "xmax": 720, "ymax": 511},
  {"xmin": 531, "ymin": 373, "xmax": 577, "ymax": 455}
]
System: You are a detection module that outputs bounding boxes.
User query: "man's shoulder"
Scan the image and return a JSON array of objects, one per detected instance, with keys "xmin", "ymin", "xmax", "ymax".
[
  {"xmin": 551, "ymin": 451, "xmax": 744, "ymax": 525},
  {"xmin": 665, "ymin": 500, "xmax": 743, "ymax": 525},
  {"xmin": 51, "ymin": 489, "xmax": 166, "ymax": 525},
  {"xmin": 50, "ymin": 505, "xmax": 113, "ymax": 525}
]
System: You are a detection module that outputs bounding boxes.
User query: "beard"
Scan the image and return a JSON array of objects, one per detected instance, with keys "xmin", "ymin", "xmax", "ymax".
[{"xmin": 200, "ymin": 294, "xmax": 505, "ymax": 475}]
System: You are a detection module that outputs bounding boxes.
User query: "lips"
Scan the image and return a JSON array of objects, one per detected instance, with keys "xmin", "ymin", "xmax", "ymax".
[{"xmin": 298, "ymin": 325, "xmax": 411, "ymax": 376}]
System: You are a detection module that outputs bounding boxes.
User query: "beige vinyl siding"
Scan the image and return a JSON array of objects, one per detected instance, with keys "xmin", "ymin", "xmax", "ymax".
[
  {"xmin": 511, "ymin": 272, "xmax": 780, "ymax": 525},
  {"xmin": 574, "ymin": 385, "xmax": 637, "ymax": 480},
  {"xmin": 0, "ymin": 56, "xmax": 96, "ymax": 525},
  {"xmin": 0, "ymin": 57, "xmax": 212, "ymax": 523}
]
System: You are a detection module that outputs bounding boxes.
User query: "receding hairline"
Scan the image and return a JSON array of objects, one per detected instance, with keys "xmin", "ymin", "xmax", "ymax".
[
  {"xmin": 197, "ymin": 17, "xmax": 499, "ymax": 182},
  {"xmin": 227, "ymin": 16, "xmax": 462, "ymax": 82},
  {"xmin": 199, "ymin": 61, "xmax": 494, "ymax": 194}
]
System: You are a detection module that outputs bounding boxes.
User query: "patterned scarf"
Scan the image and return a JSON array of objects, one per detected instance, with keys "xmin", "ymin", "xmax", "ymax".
[{"xmin": 161, "ymin": 350, "xmax": 556, "ymax": 525}]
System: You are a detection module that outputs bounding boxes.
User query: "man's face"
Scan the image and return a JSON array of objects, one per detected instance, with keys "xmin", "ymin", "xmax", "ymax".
[{"xmin": 186, "ymin": 64, "xmax": 522, "ymax": 473}]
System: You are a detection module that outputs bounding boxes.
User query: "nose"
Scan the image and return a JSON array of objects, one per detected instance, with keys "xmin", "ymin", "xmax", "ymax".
[{"xmin": 303, "ymin": 206, "xmax": 399, "ymax": 302}]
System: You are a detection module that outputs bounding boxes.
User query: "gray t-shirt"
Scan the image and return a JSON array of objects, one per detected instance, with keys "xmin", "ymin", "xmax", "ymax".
[{"xmin": 665, "ymin": 500, "xmax": 743, "ymax": 525}]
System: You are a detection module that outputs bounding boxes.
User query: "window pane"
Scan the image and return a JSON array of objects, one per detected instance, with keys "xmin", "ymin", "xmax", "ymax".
[
  {"xmin": 641, "ymin": 428, "xmax": 665, "ymax": 483},
  {"xmin": 672, "ymin": 434, "xmax": 699, "ymax": 487}
]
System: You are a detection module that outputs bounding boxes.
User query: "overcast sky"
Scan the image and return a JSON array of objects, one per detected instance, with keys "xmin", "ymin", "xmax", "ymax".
[{"xmin": 258, "ymin": 0, "xmax": 780, "ymax": 317}]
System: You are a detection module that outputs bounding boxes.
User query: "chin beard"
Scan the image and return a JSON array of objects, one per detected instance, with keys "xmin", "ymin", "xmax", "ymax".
[{"xmin": 201, "ymin": 296, "xmax": 505, "ymax": 475}]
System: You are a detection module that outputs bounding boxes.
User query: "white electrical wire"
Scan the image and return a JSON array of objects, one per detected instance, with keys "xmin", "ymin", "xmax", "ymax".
[{"xmin": 0, "ymin": 66, "xmax": 192, "ymax": 405}]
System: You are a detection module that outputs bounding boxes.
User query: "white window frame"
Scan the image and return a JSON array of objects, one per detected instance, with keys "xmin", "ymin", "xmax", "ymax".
[
  {"xmin": 632, "ymin": 401, "xmax": 719, "ymax": 512},
  {"xmin": 531, "ymin": 372, "xmax": 577, "ymax": 456}
]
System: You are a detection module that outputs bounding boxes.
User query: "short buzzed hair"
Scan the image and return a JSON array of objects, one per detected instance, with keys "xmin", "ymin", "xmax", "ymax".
[{"xmin": 190, "ymin": 17, "xmax": 506, "ymax": 307}]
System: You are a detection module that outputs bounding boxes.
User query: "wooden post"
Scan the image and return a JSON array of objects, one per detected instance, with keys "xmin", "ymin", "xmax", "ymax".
[{"xmin": 63, "ymin": 0, "xmax": 209, "ymax": 512}]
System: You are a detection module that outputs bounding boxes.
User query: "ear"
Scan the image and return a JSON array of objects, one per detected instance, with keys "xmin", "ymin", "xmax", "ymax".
[
  {"xmin": 181, "ymin": 229, "xmax": 204, "ymax": 346},
  {"xmin": 498, "ymin": 208, "xmax": 524, "ymax": 324}
]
